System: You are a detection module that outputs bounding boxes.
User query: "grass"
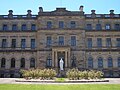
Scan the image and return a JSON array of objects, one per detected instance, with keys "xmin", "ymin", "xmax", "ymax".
[{"xmin": 0, "ymin": 84, "xmax": 120, "ymax": 90}]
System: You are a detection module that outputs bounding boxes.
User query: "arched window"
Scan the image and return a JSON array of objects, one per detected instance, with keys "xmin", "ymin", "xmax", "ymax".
[
  {"xmin": 30, "ymin": 58, "xmax": 35, "ymax": 68},
  {"xmin": 98, "ymin": 57, "xmax": 103, "ymax": 68},
  {"xmin": 1, "ymin": 58, "xmax": 6, "ymax": 68},
  {"xmin": 88, "ymin": 57, "xmax": 93, "ymax": 68},
  {"xmin": 108, "ymin": 57, "xmax": 113, "ymax": 67},
  {"xmin": 71, "ymin": 56, "xmax": 76, "ymax": 67},
  {"xmin": 21, "ymin": 58, "xmax": 25, "ymax": 68},
  {"xmin": 11, "ymin": 58, "xmax": 15, "ymax": 68},
  {"xmin": 118, "ymin": 57, "xmax": 120, "ymax": 67},
  {"xmin": 46, "ymin": 57, "xmax": 52, "ymax": 67}
]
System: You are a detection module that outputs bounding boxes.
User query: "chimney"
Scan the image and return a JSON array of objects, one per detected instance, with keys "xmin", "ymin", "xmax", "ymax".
[
  {"xmin": 8, "ymin": 10, "xmax": 13, "ymax": 18},
  {"xmin": 27, "ymin": 10, "xmax": 32, "ymax": 17},
  {"xmin": 91, "ymin": 10, "xmax": 96, "ymax": 14},
  {"xmin": 79, "ymin": 5, "xmax": 84, "ymax": 12},
  {"xmin": 110, "ymin": 10, "xmax": 114, "ymax": 14},
  {"xmin": 39, "ymin": 7, "xmax": 43, "ymax": 12}
]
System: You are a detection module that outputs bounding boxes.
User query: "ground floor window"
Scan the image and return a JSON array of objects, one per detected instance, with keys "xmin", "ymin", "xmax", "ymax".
[{"xmin": 46, "ymin": 57, "xmax": 52, "ymax": 67}]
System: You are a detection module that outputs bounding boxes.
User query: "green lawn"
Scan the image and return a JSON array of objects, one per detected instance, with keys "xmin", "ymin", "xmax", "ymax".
[{"xmin": 0, "ymin": 84, "xmax": 120, "ymax": 90}]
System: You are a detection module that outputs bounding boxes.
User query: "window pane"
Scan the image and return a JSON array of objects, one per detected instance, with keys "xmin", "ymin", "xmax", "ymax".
[
  {"xmin": 11, "ymin": 58, "xmax": 15, "ymax": 68},
  {"xmin": 21, "ymin": 39, "xmax": 26, "ymax": 49},
  {"xmin": 21, "ymin": 58, "xmax": 25, "ymax": 68},
  {"xmin": 46, "ymin": 58, "xmax": 52, "ymax": 67},
  {"xmin": 31, "ymin": 39, "xmax": 35, "ymax": 49},
  {"xmin": 108, "ymin": 57, "xmax": 113, "ymax": 67},
  {"xmin": 46, "ymin": 36, "xmax": 52, "ymax": 46},
  {"xmin": 71, "ymin": 36, "xmax": 76, "ymax": 46},
  {"xmin": 59, "ymin": 36, "xmax": 64, "ymax": 46},
  {"xmin": 105, "ymin": 24, "xmax": 111, "ymax": 30},
  {"xmin": 12, "ymin": 24, "xmax": 17, "ymax": 31},
  {"xmin": 3, "ymin": 24, "xmax": 8, "ymax": 31},
  {"xmin": 2, "ymin": 39, "xmax": 7, "ymax": 48},
  {"xmin": 97, "ymin": 38, "xmax": 102, "ymax": 48},
  {"xmin": 86, "ymin": 24, "xmax": 92, "ymax": 30},
  {"xmin": 30, "ymin": 58, "xmax": 35, "ymax": 68},
  {"xmin": 1, "ymin": 58, "xmax": 6, "ymax": 68},
  {"xmin": 118, "ymin": 57, "xmax": 120, "ymax": 67},
  {"xmin": 115, "ymin": 24, "xmax": 120, "ymax": 30},
  {"xmin": 21, "ymin": 24, "xmax": 27, "ymax": 30},
  {"xmin": 59, "ymin": 21, "xmax": 64, "ymax": 29},
  {"xmin": 98, "ymin": 57, "xmax": 103, "ymax": 68},
  {"xmin": 47, "ymin": 21, "xmax": 52, "ymax": 29},
  {"xmin": 106, "ymin": 38, "xmax": 112, "ymax": 47},
  {"xmin": 116, "ymin": 38, "xmax": 120, "ymax": 47},
  {"xmin": 31, "ymin": 24, "xmax": 36, "ymax": 30},
  {"xmin": 70, "ymin": 21, "xmax": 76, "ymax": 28},
  {"xmin": 96, "ymin": 24, "xmax": 102, "ymax": 30},
  {"xmin": 88, "ymin": 57, "xmax": 93, "ymax": 68},
  {"xmin": 87, "ymin": 38, "xmax": 92, "ymax": 48},
  {"xmin": 11, "ymin": 39, "xmax": 16, "ymax": 48}
]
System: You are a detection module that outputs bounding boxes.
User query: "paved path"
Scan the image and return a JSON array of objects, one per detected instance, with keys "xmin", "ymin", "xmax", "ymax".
[{"xmin": 0, "ymin": 78, "xmax": 120, "ymax": 84}]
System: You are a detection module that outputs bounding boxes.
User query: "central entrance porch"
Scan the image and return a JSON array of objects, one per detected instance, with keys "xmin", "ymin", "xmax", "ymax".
[{"xmin": 52, "ymin": 47, "xmax": 71, "ymax": 70}]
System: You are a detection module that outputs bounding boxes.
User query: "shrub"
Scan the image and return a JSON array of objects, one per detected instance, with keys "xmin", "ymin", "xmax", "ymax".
[{"xmin": 20, "ymin": 69, "xmax": 57, "ymax": 80}]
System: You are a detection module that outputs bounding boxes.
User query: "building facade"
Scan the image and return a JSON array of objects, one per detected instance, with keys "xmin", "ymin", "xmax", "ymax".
[{"xmin": 0, "ymin": 6, "xmax": 120, "ymax": 78}]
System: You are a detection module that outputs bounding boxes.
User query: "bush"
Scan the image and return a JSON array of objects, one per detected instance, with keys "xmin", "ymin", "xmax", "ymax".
[
  {"xmin": 21, "ymin": 69, "xmax": 57, "ymax": 80},
  {"xmin": 66, "ymin": 69, "xmax": 104, "ymax": 80}
]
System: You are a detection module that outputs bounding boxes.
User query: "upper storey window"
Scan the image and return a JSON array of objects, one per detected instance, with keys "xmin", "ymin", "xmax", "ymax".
[
  {"xmin": 12, "ymin": 24, "xmax": 17, "ymax": 31},
  {"xmin": 21, "ymin": 24, "xmax": 27, "ymax": 31},
  {"xmin": 96, "ymin": 24, "xmax": 102, "ymax": 30},
  {"xmin": 59, "ymin": 21, "xmax": 64, "ymax": 29},
  {"xmin": 115, "ymin": 24, "xmax": 120, "ymax": 30},
  {"xmin": 31, "ymin": 24, "xmax": 36, "ymax": 30},
  {"xmin": 3, "ymin": 24, "xmax": 8, "ymax": 31},
  {"xmin": 86, "ymin": 24, "xmax": 92, "ymax": 30},
  {"xmin": 47, "ymin": 21, "xmax": 52, "ymax": 29},
  {"xmin": 105, "ymin": 24, "xmax": 111, "ymax": 30},
  {"xmin": 70, "ymin": 21, "xmax": 76, "ymax": 28},
  {"xmin": 59, "ymin": 36, "xmax": 64, "ymax": 46}
]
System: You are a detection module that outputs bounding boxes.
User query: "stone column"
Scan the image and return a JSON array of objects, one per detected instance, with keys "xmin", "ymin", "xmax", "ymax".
[
  {"xmin": 52, "ymin": 50, "xmax": 55, "ymax": 67},
  {"xmin": 55, "ymin": 51, "xmax": 57, "ymax": 67},
  {"xmin": 68, "ymin": 50, "xmax": 70, "ymax": 68},
  {"xmin": 65, "ymin": 51, "xmax": 67, "ymax": 67}
]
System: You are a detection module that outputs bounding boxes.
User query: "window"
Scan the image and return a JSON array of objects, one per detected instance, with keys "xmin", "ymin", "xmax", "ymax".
[
  {"xmin": 2, "ymin": 39, "xmax": 7, "ymax": 48},
  {"xmin": 47, "ymin": 21, "xmax": 52, "ymax": 29},
  {"xmin": 30, "ymin": 58, "xmax": 35, "ymax": 68},
  {"xmin": 11, "ymin": 39, "xmax": 16, "ymax": 48},
  {"xmin": 98, "ymin": 57, "xmax": 103, "ymax": 68},
  {"xmin": 59, "ymin": 36, "xmax": 64, "ymax": 46},
  {"xmin": 108, "ymin": 57, "xmax": 113, "ymax": 67},
  {"xmin": 116, "ymin": 38, "xmax": 120, "ymax": 47},
  {"xmin": 3, "ymin": 24, "xmax": 8, "ymax": 31},
  {"xmin": 11, "ymin": 58, "xmax": 15, "ymax": 68},
  {"xmin": 31, "ymin": 24, "xmax": 36, "ymax": 30},
  {"xmin": 86, "ymin": 24, "xmax": 92, "ymax": 30},
  {"xmin": 87, "ymin": 38, "xmax": 92, "ymax": 48},
  {"xmin": 97, "ymin": 38, "xmax": 102, "ymax": 48},
  {"xmin": 46, "ymin": 36, "xmax": 52, "ymax": 46},
  {"xmin": 71, "ymin": 36, "xmax": 76, "ymax": 46},
  {"xmin": 88, "ymin": 57, "xmax": 93, "ymax": 68},
  {"xmin": 118, "ymin": 57, "xmax": 120, "ymax": 67},
  {"xmin": 70, "ymin": 21, "xmax": 76, "ymax": 28},
  {"xmin": 1, "ymin": 58, "xmax": 6, "ymax": 68},
  {"xmin": 12, "ymin": 24, "xmax": 17, "ymax": 31},
  {"xmin": 106, "ymin": 38, "xmax": 112, "ymax": 47},
  {"xmin": 21, "ymin": 24, "xmax": 27, "ymax": 30},
  {"xmin": 46, "ymin": 57, "xmax": 52, "ymax": 67},
  {"xmin": 21, "ymin": 39, "xmax": 26, "ymax": 49},
  {"xmin": 96, "ymin": 24, "xmax": 102, "ymax": 30},
  {"xmin": 21, "ymin": 58, "xmax": 25, "ymax": 68},
  {"xmin": 59, "ymin": 21, "xmax": 64, "ymax": 29},
  {"xmin": 115, "ymin": 24, "xmax": 120, "ymax": 30},
  {"xmin": 31, "ymin": 39, "xmax": 35, "ymax": 49},
  {"xmin": 105, "ymin": 24, "xmax": 111, "ymax": 30},
  {"xmin": 71, "ymin": 56, "xmax": 76, "ymax": 67}
]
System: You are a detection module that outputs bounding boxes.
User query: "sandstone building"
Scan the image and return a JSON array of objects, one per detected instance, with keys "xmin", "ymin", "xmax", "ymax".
[{"xmin": 0, "ymin": 6, "xmax": 120, "ymax": 78}]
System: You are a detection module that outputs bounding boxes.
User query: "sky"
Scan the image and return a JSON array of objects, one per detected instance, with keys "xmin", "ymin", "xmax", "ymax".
[{"xmin": 0, "ymin": 0, "xmax": 119, "ymax": 15}]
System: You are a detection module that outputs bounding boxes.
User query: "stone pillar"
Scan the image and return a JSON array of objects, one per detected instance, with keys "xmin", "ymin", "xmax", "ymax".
[
  {"xmin": 55, "ymin": 51, "xmax": 57, "ymax": 67},
  {"xmin": 52, "ymin": 50, "xmax": 55, "ymax": 67},
  {"xmin": 68, "ymin": 50, "xmax": 70, "ymax": 68},
  {"xmin": 65, "ymin": 51, "xmax": 67, "ymax": 67}
]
